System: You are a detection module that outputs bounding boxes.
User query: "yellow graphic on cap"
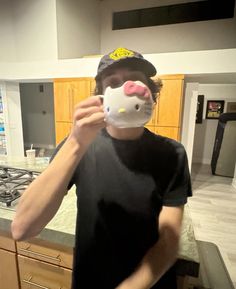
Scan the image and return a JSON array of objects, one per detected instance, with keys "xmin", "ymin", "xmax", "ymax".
[{"xmin": 109, "ymin": 48, "xmax": 134, "ymax": 60}]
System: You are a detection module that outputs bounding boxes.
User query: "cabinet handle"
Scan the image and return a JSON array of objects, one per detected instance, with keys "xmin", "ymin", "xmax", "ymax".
[
  {"xmin": 22, "ymin": 276, "xmax": 55, "ymax": 289},
  {"xmin": 19, "ymin": 248, "xmax": 61, "ymax": 263}
]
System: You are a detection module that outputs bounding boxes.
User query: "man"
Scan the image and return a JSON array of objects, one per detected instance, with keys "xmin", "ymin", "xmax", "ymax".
[{"xmin": 12, "ymin": 47, "xmax": 192, "ymax": 289}]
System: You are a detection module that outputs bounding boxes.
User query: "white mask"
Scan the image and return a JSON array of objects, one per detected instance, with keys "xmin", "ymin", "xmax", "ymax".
[{"xmin": 102, "ymin": 80, "xmax": 154, "ymax": 128}]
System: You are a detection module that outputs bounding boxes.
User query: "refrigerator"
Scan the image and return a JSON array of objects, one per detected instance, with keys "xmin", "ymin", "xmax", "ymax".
[{"xmin": 211, "ymin": 112, "xmax": 236, "ymax": 177}]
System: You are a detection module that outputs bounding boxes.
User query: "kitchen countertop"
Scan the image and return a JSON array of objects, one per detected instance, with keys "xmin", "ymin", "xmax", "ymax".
[
  {"xmin": 0, "ymin": 155, "xmax": 50, "ymax": 172},
  {"xmin": 0, "ymin": 156, "xmax": 200, "ymax": 276}
]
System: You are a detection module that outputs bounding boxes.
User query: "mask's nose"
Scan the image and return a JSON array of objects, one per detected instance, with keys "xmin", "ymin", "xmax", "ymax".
[
  {"xmin": 118, "ymin": 108, "xmax": 126, "ymax": 113},
  {"xmin": 124, "ymin": 81, "xmax": 150, "ymax": 98}
]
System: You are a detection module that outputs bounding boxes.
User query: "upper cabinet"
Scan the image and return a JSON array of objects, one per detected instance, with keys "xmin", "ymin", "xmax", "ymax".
[
  {"xmin": 53, "ymin": 75, "xmax": 184, "ymax": 144},
  {"xmin": 157, "ymin": 75, "xmax": 184, "ymax": 127},
  {"xmin": 54, "ymin": 80, "xmax": 73, "ymax": 122},
  {"xmin": 145, "ymin": 74, "xmax": 184, "ymax": 140},
  {"xmin": 53, "ymin": 78, "xmax": 95, "ymax": 144}
]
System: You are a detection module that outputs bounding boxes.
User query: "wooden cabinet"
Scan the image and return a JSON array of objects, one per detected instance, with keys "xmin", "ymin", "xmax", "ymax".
[
  {"xmin": 54, "ymin": 78, "xmax": 94, "ymax": 144},
  {"xmin": 157, "ymin": 76, "xmax": 184, "ymax": 127},
  {"xmin": 0, "ymin": 230, "xmax": 20, "ymax": 289},
  {"xmin": 54, "ymin": 75, "xmax": 184, "ymax": 143},
  {"xmin": 145, "ymin": 74, "xmax": 184, "ymax": 141},
  {"xmin": 18, "ymin": 255, "xmax": 72, "ymax": 289},
  {"xmin": 17, "ymin": 239, "xmax": 73, "ymax": 269},
  {"xmin": 17, "ymin": 238, "xmax": 73, "ymax": 289},
  {"xmin": 0, "ymin": 230, "xmax": 74, "ymax": 289},
  {"xmin": 155, "ymin": 126, "xmax": 180, "ymax": 140},
  {"xmin": 54, "ymin": 81, "xmax": 73, "ymax": 122},
  {"xmin": 55, "ymin": 122, "xmax": 72, "ymax": 145}
]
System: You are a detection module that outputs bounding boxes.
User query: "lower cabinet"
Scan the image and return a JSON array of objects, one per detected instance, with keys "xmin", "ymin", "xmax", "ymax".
[
  {"xmin": 0, "ymin": 248, "xmax": 19, "ymax": 289},
  {"xmin": 18, "ymin": 255, "xmax": 72, "ymax": 289},
  {"xmin": 155, "ymin": 126, "xmax": 180, "ymax": 140},
  {"xmin": 0, "ymin": 230, "xmax": 20, "ymax": 289},
  {"xmin": 145, "ymin": 125, "xmax": 180, "ymax": 140},
  {"xmin": 17, "ymin": 239, "xmax": 73, "ymax": 289}
]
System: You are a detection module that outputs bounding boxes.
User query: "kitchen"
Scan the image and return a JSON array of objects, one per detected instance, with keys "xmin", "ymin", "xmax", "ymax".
[{"xmin": 1, "ymin": 0, "xmax": 236, "ymax": 289}]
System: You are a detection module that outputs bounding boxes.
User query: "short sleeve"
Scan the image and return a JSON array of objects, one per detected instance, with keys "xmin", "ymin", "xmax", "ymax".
[
  {"xmin": 162, "ymin": 144, "xmax": 192, "ymax": 207},
  {"xmin": 49, "ymin": 138, "xmax": 75, "ymax": 191}
]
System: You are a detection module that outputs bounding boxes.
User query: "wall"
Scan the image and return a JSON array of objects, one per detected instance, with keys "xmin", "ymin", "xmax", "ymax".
[
  {"xmin": 181, "ymin": 82, "xmax": 199, "ymax": 172},
  {"xmin": 0, "ymin": 49, "xmax": 236, "ymax": 81},
  {"xmin": 192, "ymin": 84, "xmax": 236, "ymax": 164},
  {"xmin": 100, "ymin": 0, "xmax": 236, "ymax": 54},
  {"xmin": 20, "ymin": 83, "xmax": 55, "ymax": 149},
  {"xmin": 12, "ymin": 0, "xmax": 58, "ymax": 61},
  {"xmin": 56, "ymin": 0, "xmax": 100, "ymax": 59},
  {"xmin": 0, "ymin": 0, "xmax": 58, "ymax": 62},
  {"xmin": 0, "ymin": 0, "xmax": 16, "ymax": 62}
]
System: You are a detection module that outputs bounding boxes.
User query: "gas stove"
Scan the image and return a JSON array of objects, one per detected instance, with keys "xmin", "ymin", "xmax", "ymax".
[{"xmin": 0, "ymin": 166, "xmax": 40, "ymax": 210}]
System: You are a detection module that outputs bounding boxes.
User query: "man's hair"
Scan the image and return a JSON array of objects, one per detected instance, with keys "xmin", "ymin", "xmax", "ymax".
[{"xmin": 94, "ymin": 74, "xmax": 163, "ymax": 103}]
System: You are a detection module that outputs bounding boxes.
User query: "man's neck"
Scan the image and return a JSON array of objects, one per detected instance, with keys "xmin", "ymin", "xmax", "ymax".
[{"xmin": 106, "ymin": 126, "xmax": 144, "ymax": 140}]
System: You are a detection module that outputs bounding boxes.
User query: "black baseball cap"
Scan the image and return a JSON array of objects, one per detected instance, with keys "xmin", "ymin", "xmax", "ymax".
[{"xmin": 95, "ymin": 47, "xmax": 157, "ymax": 80}]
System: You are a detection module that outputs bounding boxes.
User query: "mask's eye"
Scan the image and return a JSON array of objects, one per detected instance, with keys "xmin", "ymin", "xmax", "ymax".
[
  {"xmin": 106, "ymin": 107, "xmax": 110, "ymax": 112},
  {"xmin": 135, "ymin": 104, "xmax": 140, "ymax": 111}
]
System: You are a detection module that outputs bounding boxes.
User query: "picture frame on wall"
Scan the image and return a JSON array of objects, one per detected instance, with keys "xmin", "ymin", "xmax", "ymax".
[{"xmin": 206, "ymin": 100, "xmax": 225, "ymax": 119}]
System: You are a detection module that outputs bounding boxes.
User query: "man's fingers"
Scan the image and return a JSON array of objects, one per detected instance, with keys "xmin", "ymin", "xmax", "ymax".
[
  {"xmin": 74, "ymin": 95, "xmax": 102, "ymax": 109},
  {"xmin": 74, "ymin": 106, "xmax": 104, "ymax": 121},
  {"xmin": 75, "ymin": 112, "xmax": 105, "ymax": 128}
]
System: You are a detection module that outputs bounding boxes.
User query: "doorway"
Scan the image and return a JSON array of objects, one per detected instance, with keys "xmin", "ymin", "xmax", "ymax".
[{"xmin": 19, "ymin": 82, "xmax": 56, "ymax": 157}]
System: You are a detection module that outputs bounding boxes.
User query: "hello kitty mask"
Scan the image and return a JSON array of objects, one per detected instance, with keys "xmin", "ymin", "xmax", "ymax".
[{"xmin": 102, "ymin": 80, "xmax": 154, "ymax": 128}]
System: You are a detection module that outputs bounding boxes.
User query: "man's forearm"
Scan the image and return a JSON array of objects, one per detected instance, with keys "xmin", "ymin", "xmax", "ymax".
[
  {"xmin": 116, "ymin": 228, "xmax": 179, "ymax": 289},
  {"xmin": 11, "ymin": 136, "xmax": 83, "ymax": 241}
]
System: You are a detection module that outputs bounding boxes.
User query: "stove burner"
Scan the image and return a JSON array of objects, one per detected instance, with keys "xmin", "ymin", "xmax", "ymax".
[
  {"xmin": 0, "ymin": 166, "xmax": 40, "ymax": 208},
  {"xmin": 0, "ymin": 190, "xmax": 21, "ymax": 207},
  {"xmin": 0, "ymin": 168, "xmax": 11, "ymax": 179}
]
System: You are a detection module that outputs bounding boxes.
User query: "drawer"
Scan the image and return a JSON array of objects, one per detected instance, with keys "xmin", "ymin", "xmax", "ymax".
[
  {"xmin": 17, "ymin": 238, "xmax": 73, "ymax": 269},
  {"xmin": 0, "ymin": 230, "xmax": 16, "ymax": 252},
  {"xmin": 18, "ymin": 255, "xmax": 72, "ymax": 289}
]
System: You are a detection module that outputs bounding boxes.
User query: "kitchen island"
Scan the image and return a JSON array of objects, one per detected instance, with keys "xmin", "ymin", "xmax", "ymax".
[{"xmin": 0, "ymin": 156, "xmax": 200, "ymax": 288}]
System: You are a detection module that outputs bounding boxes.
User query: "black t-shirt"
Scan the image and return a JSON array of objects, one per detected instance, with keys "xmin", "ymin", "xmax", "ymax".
[{"xmin": 52, "ymin": 128, "xmax": 192, "ymax": 289}]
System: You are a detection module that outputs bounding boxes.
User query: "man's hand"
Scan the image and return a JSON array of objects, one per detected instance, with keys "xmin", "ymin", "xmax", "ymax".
[
  {"xmin": 69, "ymin": 95, "xmax": 106, "ymax": 150},
  {"xmin": 115, "ymin": 206, "xmax": 184, "ymax": 289}
]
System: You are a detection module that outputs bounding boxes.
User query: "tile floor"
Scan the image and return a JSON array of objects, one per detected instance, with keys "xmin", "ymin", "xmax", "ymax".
[{"xmin": 189, "ymin": 163, "xmax": 236, "ymax": 288}]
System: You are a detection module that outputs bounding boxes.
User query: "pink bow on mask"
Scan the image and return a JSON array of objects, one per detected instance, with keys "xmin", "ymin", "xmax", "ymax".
[{"xmin": 124, "ymin": 80, "xmax": 151, "ymax": 100}]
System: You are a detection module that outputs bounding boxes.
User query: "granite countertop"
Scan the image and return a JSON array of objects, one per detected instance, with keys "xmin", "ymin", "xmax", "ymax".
[
  {"xmin": 0, "ymin": 155, "xmax": 50, "ymax": 172},
  {"xmin": 0, "ymin": 156, "xmax": 200, "ymax": 273}
]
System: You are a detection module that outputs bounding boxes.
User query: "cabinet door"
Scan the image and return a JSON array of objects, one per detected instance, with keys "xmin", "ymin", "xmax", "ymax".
[
  {"xmin": 55, "ymin": 122, "xmax": 72, "ymax": 145},
  {"xmin": 72, "ymin": 79, "xmax": 91, "ymax": 108},
  {"xmin": 0, "ymin": 249, "xmax": 19, "ymax": 289},
  {"xmin": 155, "ymin": 126, "xmax": 180, "ymax": 141},
  {"xmin": 54, "ymin": 81, "xmax": 73, "ymax": 122},
  {"xmin": 90, "ymin": 79, "xmax": 96, "ymax": 96},
  {"xmin": 157, "ymin": 78, "xmax": 184, "ymax": 127},
  {"xmin": 18, "ymin": 255, "xmax": 72, "ymax": 289},
  {"xmin": 145, "ymin": 100, "xmax": 159, "ymax": 126},
  {"xmin": 145, "ymin": 125, "xmax": 156, "ymax": 134},
  {"xmin": 0, "ymin": 230, "xmax": 16, "ymax": 251}
]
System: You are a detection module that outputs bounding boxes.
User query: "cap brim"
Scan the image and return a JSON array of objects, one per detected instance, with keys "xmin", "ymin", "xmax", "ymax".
[{"xmin": 95, "ymin": 57, "xmax": 156, "ymax": 80}]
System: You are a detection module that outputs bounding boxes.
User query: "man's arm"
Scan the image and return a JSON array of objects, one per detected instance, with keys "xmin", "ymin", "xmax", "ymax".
[
  {"xmin": 11, "ymin": 96, "xmax": 105, "ymax": 241},
  {"xmin": 116, "ymin": 205, "xmax": 184, "ymax": 289}
]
